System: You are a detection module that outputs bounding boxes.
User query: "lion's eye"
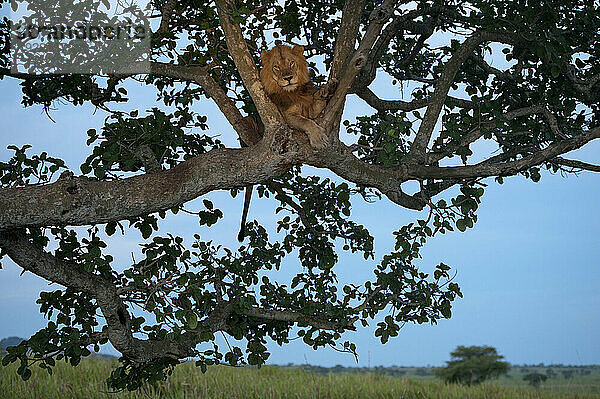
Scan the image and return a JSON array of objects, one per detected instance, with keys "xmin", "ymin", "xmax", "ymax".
[
  {"xmin": 290, "ymin": 60, "xmax": 295, "ymax": 67},
  {"xmin": 272, "ymin": 65, "xmax": 280, "ymax": 72}
]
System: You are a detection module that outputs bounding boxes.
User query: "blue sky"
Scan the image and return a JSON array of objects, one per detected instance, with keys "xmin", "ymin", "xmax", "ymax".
[{"xmin": 1, "ymin": 57, "xmax": 599, "ymax": 368}]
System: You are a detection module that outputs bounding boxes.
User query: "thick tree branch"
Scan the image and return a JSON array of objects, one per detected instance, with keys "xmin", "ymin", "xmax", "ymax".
[
  {"xmin": 0, "ymin": 230, "xmax": 107, "ymax": 293},
  {"xmin": 2, "ymin": 114, "xmax": 594, "ymax": 231},
  {"xmin": 329, "ymin": 0, "xmax": 366, "ymax": 81},
  {"xmin": 0, "ymin": 139, "xmax": 298, "ymax": 230},
  {"xmin": 318, "ymin": 0, "xmax": 366, "ymax": 137},
  {"xmin": 412, "ymin": 127, "xmax": 600, "ymax": 180},
  {"xmin": 550, "ymin": 157, "xmax": 600, "ymax": 173},
  {"xmin": 308, "ymin": 143, "xmax": 426, "ymax": 210},
  {"xmin": 156, "ymin": 0, "xmax": 178, "ymax": 35},
  {"xmin": 309, "ymin": 126, "xmax": 599, "ymax": 207}
]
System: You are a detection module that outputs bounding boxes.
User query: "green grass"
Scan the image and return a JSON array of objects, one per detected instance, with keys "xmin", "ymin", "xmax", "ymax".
[{"xmin": 1, "ymin": 359, "xmax": 599, "ymax": 399}]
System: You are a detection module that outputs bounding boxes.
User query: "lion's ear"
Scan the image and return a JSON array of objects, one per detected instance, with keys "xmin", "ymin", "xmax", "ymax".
[
  {"xmin": 260, "ymin": 50, "xmax": 270, "ymax": 65},
  {"xmin": 292, "ymin": 45, "xmax": 304, "ymax": 56}
]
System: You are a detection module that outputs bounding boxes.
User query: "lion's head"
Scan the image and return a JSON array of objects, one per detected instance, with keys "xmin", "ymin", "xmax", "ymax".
[{"xmin": 260, "ymin": 45, "xmax": 310, "ymax": 95}]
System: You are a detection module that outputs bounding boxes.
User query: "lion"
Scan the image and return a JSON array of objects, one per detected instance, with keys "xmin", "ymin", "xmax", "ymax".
[
  {"xmin": 238, "ymin": 44, "xmax": 336, "ymax": 241},
  {"xmin": 259, "ymin": 44, "xmax": 336, "ymax": 148}
]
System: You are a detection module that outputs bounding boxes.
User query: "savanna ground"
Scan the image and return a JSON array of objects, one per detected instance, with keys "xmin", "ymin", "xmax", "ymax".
[{"xmin": 1, "ymin": 358, "xmax": 599, "ymax": 399}]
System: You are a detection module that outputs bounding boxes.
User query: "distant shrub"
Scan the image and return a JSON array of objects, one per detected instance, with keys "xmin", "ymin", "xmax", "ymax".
[
  {"xmin": 0, "ymin": 337, "xmax": 24, "ymax": 352},
  {"xmin": 434, "ymin": 346, "xmax": 509, "ymax": 386},
  {"xmin": 415, "ymin": 368, "xmax": 430, "ymax": 376},
  {"xmin": 561, "ymin": 370, "xmax": 574, "ymax": 379},
  {"xmin": 523, "ymin": 373, "xmax": 547, "ymax": 387}
]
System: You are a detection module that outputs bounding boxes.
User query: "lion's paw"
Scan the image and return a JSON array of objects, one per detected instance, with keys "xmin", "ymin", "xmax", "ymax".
[
  {"xmin": 307, "ymin": 125, "xmax": 327, "ymax": 148},
  {"xmin": 316, "ymin": 78, "xmax": 338, "ymax": 99}
]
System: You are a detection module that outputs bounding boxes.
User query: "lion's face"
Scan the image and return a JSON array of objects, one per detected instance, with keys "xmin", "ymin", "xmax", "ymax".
[{"xmin": 260, "ymin": 45, "xmax": 310, "ymax": 94}]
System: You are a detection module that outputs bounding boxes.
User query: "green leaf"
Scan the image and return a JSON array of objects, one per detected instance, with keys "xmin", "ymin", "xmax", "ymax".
[
  {"xmin": 186, "ymin": 312, "xmax": 198, "ymax": 330},
  {"xmin": 22, "ymin": 368, "xmax": 32, "ymax": 381},
  {"xmin": 80, "ymin": 164, "xmax": 92, "ymax": 174},
  {"xmin": 105, "ymin": 222, "xmax": 117, "ymax": 236},
  {"xmin": 139, "ymin": 224, "xmax": 152, "ymax": 239},
  {"xmin": 2, "ymin": 354, "xmax": 13, "ymax": 366}
]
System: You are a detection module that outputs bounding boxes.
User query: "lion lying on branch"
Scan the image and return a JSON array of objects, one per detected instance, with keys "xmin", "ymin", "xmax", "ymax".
[{"xmin": 238, "ymin": 44, "xmax": 337, "ymax": 241}]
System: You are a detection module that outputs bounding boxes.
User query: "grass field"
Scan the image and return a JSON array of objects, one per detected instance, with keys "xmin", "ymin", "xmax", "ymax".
[{"xmin": 1, "ymin": 359, "xmax": 599, "ymax": 399}]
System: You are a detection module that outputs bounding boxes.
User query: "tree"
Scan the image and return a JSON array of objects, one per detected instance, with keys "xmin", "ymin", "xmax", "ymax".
[
  {"xmin": 434, "ymin": 345, "xmax": 509, "ymax": 385},
  {"xmin": 523, "ymin": 372, "xmax": 548, "ymax": 388},
  {"xmin": 0, "ymin": 0, "xmax": 598, "ymax": 391},
  {"xmin": 561, "ymin": 370, "xmax": 574, "ymax": 379},
  {"xmin": 0, "ymin": 337, "xmax": 24, "ymax": 354}
]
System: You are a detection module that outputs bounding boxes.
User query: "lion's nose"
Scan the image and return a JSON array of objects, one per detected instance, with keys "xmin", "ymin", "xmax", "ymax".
[{"xmin": 283, "ymin": 75, "xmax": 293, "ymax": 82}]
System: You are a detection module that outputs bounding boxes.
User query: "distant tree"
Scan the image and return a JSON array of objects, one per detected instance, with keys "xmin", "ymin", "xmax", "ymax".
[
  {"xmin": 0, "ymin": 337, "xmax": 24, "ymax": 358},
  {"xmin": 561, "ymin": 370, "xmax": 574, "ymax": 379},
  {"xmin": 0, "ymin": 337, "xmax": 24, "ymax": 353},
  {"xmin": 546, "ymin": 368, "xmax": 556, "ymax": 378},
  {"xmin": 434, "ymin": 345, "xmax": 509, "ymax": 385},
  {"xmin": 523, "ymin": 372, "xmax": 548, "ymax": 387}
]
